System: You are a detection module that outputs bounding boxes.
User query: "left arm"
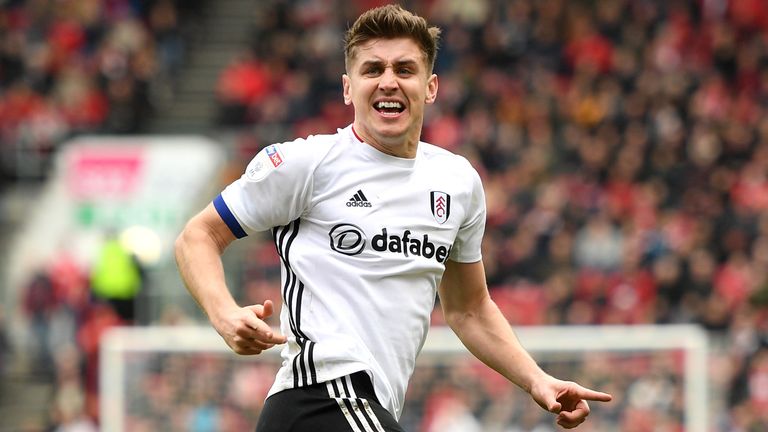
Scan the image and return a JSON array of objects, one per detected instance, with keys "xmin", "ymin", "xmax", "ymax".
[{"xmin": 438, "ymin": 259, "xmax": 612, "ymax": 429}]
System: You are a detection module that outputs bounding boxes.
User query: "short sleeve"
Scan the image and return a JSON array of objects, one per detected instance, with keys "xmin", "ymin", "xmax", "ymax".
[
  {"xmin": 217, "ymin": 139, "xmax": 318, "ymax": 235},
  {"xmin": 449, "ymin": 166, "xmax": 486, "ymax": 263}
]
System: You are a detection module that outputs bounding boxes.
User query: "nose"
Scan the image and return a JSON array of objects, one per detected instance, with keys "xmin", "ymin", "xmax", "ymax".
[{"xmin": 378, "ymin": 67, "xmax": 399, "ymax": 92}]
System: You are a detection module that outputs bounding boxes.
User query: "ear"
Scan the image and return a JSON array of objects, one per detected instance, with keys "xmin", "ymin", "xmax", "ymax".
[
  {"xmin": 425, "ymin": 74, "xmax": 438, "ymax": 104},
  {"xmin": 342, "ymin": 74, "xmax": 352, "ymax": 105}
]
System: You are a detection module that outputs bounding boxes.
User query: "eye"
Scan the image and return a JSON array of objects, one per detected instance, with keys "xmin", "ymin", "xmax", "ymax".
[
  {"xmin": 397, "ymin": 67, "xmax": 413, "ymax": 75},
  {"xmin": 364, "ymin": 66, "xmax": 382, "ymax": 76}
]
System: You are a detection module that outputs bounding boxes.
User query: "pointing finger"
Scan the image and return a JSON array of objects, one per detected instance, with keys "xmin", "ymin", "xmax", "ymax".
[
  {"xmin": 558, "ymin": 384, "xmax": 613, "ymax": 403},
  {"xmin": 574, "ymin": 387, "xmax": 612, "ymax": 402}
]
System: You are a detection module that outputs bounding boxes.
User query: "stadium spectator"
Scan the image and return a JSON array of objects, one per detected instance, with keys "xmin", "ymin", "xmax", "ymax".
[
  {"xmin": 21, "ymin": 270, "xmax": 58, "ymax": 376},
  {"xmin": 50, "ymin": 343, "xmax": 97, "ymax": 432},
  {"xmin": 89, "ymin": 232, "xmax": 144, "ymax": 323},
  {"xmin": 216, "ymin": 53, "xmax": 272, "ymax": 126}
]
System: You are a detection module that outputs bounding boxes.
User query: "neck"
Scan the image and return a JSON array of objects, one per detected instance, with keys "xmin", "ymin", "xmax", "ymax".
[{"xmin": 352, "ymin": 122, "xmax": 421, "ymax": 159}]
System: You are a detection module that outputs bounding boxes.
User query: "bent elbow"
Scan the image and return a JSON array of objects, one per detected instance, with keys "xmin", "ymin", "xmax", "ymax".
[
  {"xmin": 442, "ymin": 309, "xmax": 475, "ymax": 331},
  {"xmin": 441, "ymin": 294, "xmax": 495, "ymax": 331}
]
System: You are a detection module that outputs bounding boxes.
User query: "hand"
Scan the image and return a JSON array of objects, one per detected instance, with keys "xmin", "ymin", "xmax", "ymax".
[
  {"xmin": 529, "ymin": 375, "xmax": 613, "ymax": 429},
  {"xmin": 212, "ymin": 300, "xmax": 287, "ymax": 355}
]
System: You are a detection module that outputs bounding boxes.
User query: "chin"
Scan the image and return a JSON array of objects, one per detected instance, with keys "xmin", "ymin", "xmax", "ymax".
[{"xmin": 374, "ymin": 119, "xmax": 410, "ymax": 136}]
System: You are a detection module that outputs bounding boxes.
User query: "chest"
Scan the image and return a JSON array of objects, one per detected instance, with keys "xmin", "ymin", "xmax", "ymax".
[{"xmin": 307, "ymin": 161, "xmax": 467, "ymax": 262}]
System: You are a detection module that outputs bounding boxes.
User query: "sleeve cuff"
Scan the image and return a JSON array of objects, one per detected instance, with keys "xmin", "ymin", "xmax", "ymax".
[{"xmin": 213, "ymin": 194, "xmax": 248, "ymax": 239}]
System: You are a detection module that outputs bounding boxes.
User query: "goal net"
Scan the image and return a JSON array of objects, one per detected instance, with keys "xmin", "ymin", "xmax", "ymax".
[{"xmin": 100, "ymin": 324, "xmax": 708, "ymax": 431}]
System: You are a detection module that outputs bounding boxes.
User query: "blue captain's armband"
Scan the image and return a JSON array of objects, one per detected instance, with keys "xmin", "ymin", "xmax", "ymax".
[{"xmin": 213, "ymin": 194, "xmax": 248, "ymax": 239}]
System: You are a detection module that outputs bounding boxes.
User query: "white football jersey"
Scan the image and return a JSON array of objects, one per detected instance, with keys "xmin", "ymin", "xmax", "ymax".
[{"xmin": 216, "ymin": 125, "xmax": 486, "ymax": 419}]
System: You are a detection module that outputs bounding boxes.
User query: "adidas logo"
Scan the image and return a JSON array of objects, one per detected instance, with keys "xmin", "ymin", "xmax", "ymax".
[{"xmin": 346, "ymin": 189, "xmax": 372, "ymax": 208}]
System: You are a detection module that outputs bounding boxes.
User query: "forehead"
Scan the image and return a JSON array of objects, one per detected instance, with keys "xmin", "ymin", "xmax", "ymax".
[{"xmin": 349, "ymin": 37, "xmax": 427, "ymax": 67}]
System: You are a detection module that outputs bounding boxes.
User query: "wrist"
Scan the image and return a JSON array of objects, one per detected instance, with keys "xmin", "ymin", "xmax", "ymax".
[
  {"xmin": 522, "ymin": 367, "xmax": 550, "ymax": 394},
  {"xmin": 207, "ymin": 300, "xmax": 240, "ymax": 328}
]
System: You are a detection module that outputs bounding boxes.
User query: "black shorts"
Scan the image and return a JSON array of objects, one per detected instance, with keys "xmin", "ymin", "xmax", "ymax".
[{"xmin": 255, "ymin": 371, "xmax": 405, "ymax": 432}]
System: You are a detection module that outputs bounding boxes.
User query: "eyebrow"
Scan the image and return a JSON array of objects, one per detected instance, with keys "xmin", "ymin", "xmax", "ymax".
[{"xmin": 359, "ymin": 59, "xmax": 420, "ymax": 70}]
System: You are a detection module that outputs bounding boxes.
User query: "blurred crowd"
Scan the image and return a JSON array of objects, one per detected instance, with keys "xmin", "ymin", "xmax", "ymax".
[
  {"xmin": 0, "ymin": 0, "xmax": 202, "ymax": 183},
  {"xmin": 116, "ymin": 348, "xmax": 678, "ymax": 432},
  {"xmin": 5, "ymin": 0, "xmax": 768, "ymax": 430},
  {"xmin": 13, "ymin": 234, "xmax": 145, "ymax": 431}
]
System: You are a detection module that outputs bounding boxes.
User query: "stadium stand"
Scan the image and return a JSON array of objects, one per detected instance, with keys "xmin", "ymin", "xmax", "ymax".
[{"xmin": 3, "ymin": 0, "xmax": 768, "ymax": 429}]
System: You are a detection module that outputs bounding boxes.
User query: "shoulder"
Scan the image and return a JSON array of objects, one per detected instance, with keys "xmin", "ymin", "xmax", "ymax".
[
  {"xmin": 419, "ymin": 142, "xmax": 480, "ymax": 178},
  {"xmin": 241, "ymin": 130, "xmax": 345, "ymax": 183},
  {"xmin": 267, "ymin": 129, "xmax": 345, "ymax": 167},
  {"xmin": 277, "ymin": 130, "xmax": 340, "ymax": 156}
]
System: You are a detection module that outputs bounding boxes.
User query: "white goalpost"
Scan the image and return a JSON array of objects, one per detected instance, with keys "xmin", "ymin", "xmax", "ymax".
[{"xmin": 100, "ymin": 324, "xmax": 708, "ymax": 432}]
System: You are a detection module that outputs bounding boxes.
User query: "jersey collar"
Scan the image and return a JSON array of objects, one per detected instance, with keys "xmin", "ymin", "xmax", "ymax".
[{"xmin": 349, "ymin": 125, "xmax": 417, "ymax": 168}]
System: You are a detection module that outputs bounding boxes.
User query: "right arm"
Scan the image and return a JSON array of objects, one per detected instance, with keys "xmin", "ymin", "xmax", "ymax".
[{"xmin": 174, "ymin": 203, "xmax": 286, "ymax": 355}]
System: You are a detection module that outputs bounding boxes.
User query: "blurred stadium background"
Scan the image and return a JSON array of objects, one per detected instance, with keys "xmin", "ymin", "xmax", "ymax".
[{"xmin": 1, "ymin": 0, "xmax": 768, "ymax": 430}]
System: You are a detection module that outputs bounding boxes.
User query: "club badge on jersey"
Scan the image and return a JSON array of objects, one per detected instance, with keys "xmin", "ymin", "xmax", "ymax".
[
  {"xmin": 246, "ymin": 145, "xmax": 285, "ymax": 181},
  {"xmin": 430, "ymin": 191, "xmax": 451, "ymax": 224}
]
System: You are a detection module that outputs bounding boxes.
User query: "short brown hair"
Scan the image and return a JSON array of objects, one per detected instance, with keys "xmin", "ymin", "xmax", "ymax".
[{"xmin": 344, "ymin": 4, "xmax": 441, "ymax": 74}]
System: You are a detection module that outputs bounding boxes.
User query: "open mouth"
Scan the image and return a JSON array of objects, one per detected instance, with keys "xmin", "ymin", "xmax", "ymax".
[{"xmin": 374, "ymin": 101, "xmax": 405, "ymax": 115}]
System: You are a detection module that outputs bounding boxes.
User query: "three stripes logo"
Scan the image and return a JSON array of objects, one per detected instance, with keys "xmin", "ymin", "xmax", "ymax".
[
  {"xmin": 430, "ymin": 191, "xmax": 451, "ymax": 224},
  {"xmin": 272, "ymin": 219, "xmax": 317, "ymax": 387},
  {"xmin": 326, "ymin": 376, "xmax": 386, "ymax": 432},
  {"xmin": 347, "ymin": 189, "xmax": 372, "ymax": 208}
]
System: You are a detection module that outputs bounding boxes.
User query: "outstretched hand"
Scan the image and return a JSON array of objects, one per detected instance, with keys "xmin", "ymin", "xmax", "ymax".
[
  {"xmin": 529, "ymin": 376, "xmax": 613, "ymax": 429},
  {"xmin": 212, "ymin": 300, "xmax": 287, "ymax": 355}
]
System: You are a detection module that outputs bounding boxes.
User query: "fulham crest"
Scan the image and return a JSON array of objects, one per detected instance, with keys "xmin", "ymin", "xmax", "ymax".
[{"xmin": 430, "ymin": 191, "xmax": 451, "ymax": 224}]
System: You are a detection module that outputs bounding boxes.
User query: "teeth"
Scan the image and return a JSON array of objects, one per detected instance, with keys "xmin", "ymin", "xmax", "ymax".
[{"xmin": 376, "ymin": 101, "xmax": 403, "ymax": 109}]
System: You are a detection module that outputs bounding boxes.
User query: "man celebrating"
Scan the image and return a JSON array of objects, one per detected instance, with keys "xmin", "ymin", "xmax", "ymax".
[{"xmin": 175, "ymin": 5, "xmax": 611, "ymax": 431}]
